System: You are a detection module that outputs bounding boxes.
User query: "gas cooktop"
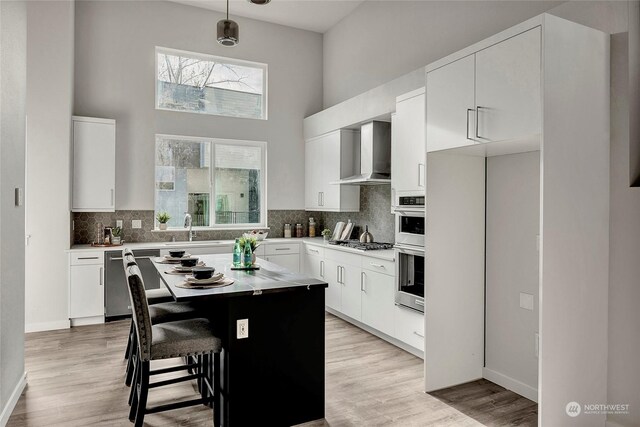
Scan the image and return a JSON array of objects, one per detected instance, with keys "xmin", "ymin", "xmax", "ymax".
[{"xmin": 328, "ymin": 240, "xmax": 395, "ymax": 251}]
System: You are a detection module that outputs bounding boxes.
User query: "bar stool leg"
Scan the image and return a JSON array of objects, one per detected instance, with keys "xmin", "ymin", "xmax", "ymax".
[
  {"xmin": 129, "ymin": 358, "xmax": 140, "ymax": 421},
  {"xmin": 134, "ymin": 361, "xmax": 150, "ymax": 427}
]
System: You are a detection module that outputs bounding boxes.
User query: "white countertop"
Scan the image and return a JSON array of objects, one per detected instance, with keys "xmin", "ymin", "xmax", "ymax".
[{"xmin": 68, "ymin": 237, "xmax": 395, "ymax": 261}]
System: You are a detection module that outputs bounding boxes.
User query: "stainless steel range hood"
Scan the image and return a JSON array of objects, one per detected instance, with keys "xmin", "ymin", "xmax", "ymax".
[{"xmin": 333, "ymin": 121, "xmax": 391, "ymax": 186}]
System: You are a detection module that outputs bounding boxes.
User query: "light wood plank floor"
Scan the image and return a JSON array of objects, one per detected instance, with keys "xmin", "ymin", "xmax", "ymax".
[{"xmin": 8, "ymin": 313, "xmax": 536, "ymax": 426}]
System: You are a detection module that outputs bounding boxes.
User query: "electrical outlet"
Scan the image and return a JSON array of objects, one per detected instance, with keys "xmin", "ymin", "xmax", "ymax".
[
  {"xmin": 132, "ymin": 220, "xmax": 142, "ymax": 229},
  {"xmin": 237, "ymin": 319, "xmax": 249, "ymax": 339},
  {"xmin": 535, "ymin": 333, "xmax": 540, "ymax": 358},
  {"xmin": 116, "ymin": 220, "xmax": 123, "ymax": 228}
]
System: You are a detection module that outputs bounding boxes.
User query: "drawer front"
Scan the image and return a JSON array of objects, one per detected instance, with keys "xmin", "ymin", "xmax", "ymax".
[
  {"xmin": 394, "ymin": 305, "xmax": 425, "ymax": 351},
  {"xmin": 303, "ymin": 244, "xmax": 324, "ymax": 258},
  {"xmin": 324, "ymin": 248, "xmax": 361, "ymax": 267},
  {"xmin": 361, "ymin": 257, "xmax": 395, "ymax": 275},
  {"xmin": 70, "ymin": 251, "xmax": 104, "ymax": 266},
  {"xmin": 264, "ymin": 243, "xmax": 300, "ymax": 255}
]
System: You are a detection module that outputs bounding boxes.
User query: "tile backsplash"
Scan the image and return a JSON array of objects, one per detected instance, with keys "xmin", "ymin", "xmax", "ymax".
[
  {"xmin": 72, "ymin": 186, "xmax": 395, "ymax": 244},
  {"xmin": 318, "ymin": 186, "xmax": 395, "ymax": 243}
]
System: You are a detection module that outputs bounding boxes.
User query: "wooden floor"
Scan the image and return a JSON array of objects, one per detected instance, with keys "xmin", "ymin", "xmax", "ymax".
[{"xmin": 8, "ymin": 313, "xmax": 536, "ymax": 426}]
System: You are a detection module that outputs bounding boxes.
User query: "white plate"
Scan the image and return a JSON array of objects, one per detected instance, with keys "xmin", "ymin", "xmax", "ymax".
[
  {"xmin": 185, "ymin": 273, "xmax": 225, "ymax": 285},
  {"xmin": 173, "ymin": 262, "xmax": 205, "ymax": 272}
]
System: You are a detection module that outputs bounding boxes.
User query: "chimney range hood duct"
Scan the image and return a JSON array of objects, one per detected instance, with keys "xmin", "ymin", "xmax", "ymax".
[{"xmin": 334, "ymin": 121, "xmax": 391, "ymax": 186}]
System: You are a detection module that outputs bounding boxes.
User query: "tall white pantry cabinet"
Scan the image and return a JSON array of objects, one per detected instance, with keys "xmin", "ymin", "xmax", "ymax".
[
  {"xmin": 72, "ymin": 116, "xmax": 116, "ymax": 212},
  {"xmin": 424, "ymin": 14, "xmax": 609, "ymax": 427}
]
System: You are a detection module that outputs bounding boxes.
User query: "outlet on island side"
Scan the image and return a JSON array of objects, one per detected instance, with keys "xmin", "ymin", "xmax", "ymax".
[{"xmin": 237, "ymin": 319, "xmax": 249, "ymax": 339}]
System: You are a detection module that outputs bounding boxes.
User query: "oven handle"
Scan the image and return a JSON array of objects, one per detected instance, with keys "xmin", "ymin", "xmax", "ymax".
[
  {"xmin": 393, "ymin": 208, "xmax": 425, "ymax": 216},
  {"xmin": 394, "ymin": 245, "xmax": 425, "ymax": 257}
]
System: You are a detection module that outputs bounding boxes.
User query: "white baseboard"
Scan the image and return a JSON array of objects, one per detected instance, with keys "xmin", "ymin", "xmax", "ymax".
[
  {"xmin": 606, "ymin": 418, "xmax": 631, "ymax": 427},
  {"xmin": 25, "ymin": 319, "xmax": 70, "ymax": 333},
  {"xmin": 483, "ymin": 367, "xmax": 538, "ymax": 402},
  {"xmin": 70, "ymin": 316, "xmax": 104, "ymax": 327},
  {"xmin": 0, "ymin": 372, "xmax": 27, "ymax": 427},
  {"xmin": 325, "ymin": 308, "xmax": 424, "ymax": 359}
]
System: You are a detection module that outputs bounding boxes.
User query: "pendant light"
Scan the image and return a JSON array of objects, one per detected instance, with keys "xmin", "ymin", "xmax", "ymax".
[
  {"xmin": 248, "ymin": 0, "xmax": 271, "ymax": 4},
  {"xmin": 217, "ymin": 0, "xmax": 239, "ymax": 47}
]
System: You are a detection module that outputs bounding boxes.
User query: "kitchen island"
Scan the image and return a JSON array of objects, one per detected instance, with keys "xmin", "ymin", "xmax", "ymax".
[{"xmin": 153, "ymin": 254, "xmax": 328, "ymax": 427}]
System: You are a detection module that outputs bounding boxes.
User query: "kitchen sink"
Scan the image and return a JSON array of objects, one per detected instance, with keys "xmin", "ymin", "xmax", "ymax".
[{"xmin": 163, "ymin": 240, "xmax": 226, "ymax": 246}]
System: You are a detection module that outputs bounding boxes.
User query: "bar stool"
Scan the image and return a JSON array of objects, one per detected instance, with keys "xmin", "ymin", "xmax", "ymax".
[
  {"xmin": 125, "ymin": 264, "xmax": 221, "ymax": 427},
  {"xmin": 122, "ymin": 250, "xmax": 201, "ymax": 387}
]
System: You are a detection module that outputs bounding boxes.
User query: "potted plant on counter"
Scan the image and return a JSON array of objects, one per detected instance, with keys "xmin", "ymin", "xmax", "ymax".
[
  {"xmin": 238, "ymin": 235, "xmax": 260, "ymax": 265},
  {"xmin": 156, "ymin": 212, "xmax": 171, "ymax": 230},
  {"xmin": 321, "ymin": 228, "xmax": 332, "ymax": 242},
  {"xmin": 111, "ymin": 226, "xmax": 123, "ymax": 245}
]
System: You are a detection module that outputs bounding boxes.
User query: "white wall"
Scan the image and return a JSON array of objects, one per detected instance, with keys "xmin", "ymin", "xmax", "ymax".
[
  {"xmin": 322, "ymin": 0, "xmax": 562, "ymax": 107},
  {"xmin": 73, "ymin": 0, "xmax": 323, "ymax": 211},
  {"xmin": 607, "ymin": 31, "xmax": 640, "ymax": 427},
  {"xmin": 0, "ymin": 0, "xmax": 27, "ymax": 422},
  {"xmin": 485, "ymin": 152, "xmax": 540, "ymax": 400},
  {"xmin": 24, "ymin": 1, "xmax": 74, "ymax": 333}
]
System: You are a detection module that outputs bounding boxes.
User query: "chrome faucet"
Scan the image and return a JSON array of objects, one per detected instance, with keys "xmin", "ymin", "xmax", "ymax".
[{"xmin": 184, "ymin": 212, "xmax": 194, "ymax": 242}]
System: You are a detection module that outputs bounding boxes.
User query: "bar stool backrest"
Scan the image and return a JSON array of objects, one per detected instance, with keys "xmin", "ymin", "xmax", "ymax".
[{"xmin": 124, "ymin": 264, "xmax": 153, "ymax": 362}]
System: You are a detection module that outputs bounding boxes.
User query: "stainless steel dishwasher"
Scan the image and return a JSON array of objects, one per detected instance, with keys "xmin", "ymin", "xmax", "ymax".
[{"xmin": 105, "ymin": 249, "xmax": 161, "ymax": 320}]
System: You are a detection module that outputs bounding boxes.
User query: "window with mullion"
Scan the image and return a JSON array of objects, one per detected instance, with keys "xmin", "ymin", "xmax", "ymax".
[{"xmin": 155, "ymin": 135, "xmax": 266, "ymax": 230}]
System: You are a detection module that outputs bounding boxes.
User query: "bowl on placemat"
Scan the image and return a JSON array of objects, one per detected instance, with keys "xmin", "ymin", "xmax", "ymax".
[
  {"xmin": 169, "ymin": 250, "xmax": 186, "ymax": 258},
  {"xmin": 180, "ymin": 257, "xmax": 199, "ymax": 267},
  {"xmin": 192, "ymin": 267, "xmax": 216, "ymax": 280}
]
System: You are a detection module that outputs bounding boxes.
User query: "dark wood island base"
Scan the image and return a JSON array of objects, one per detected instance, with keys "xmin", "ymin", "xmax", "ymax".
[{"xmin": 153, "ymin": 255, "xmax": 328, "ymax": 426}]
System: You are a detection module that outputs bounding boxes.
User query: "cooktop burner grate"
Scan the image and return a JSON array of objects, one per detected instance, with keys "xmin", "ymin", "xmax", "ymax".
[{"xmin": 328, "ymin": 240, "xmax": 395, "ymax": 251}]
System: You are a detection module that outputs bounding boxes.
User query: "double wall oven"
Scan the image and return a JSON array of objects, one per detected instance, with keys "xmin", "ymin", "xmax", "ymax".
[{"xmin": 394, "ymin": 194, "xmax": 425, "ymax": 312}]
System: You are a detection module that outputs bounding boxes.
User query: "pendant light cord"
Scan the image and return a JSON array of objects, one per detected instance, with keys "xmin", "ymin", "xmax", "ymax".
[{"xmin": 226, "ymin": 0, "xmax": 229, "ymax": 20}]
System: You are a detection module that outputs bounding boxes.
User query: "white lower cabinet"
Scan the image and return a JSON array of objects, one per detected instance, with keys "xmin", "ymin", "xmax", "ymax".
[
  {"xmin": 361, "ymin": 269, "xmax": 395, "ymax": 337},
  {"xmin": 264, "ymin": 242, "xmax": 300, "ymax": 272},
  {"xmin": 264, "ymin": 254, "xmax": 300, "ymax": 272},
  {"xmin": 303, "ymin": 244, "xmax": 422, "ymax": 355},
  {"xmin": 394, "ymin": 305, "xmax": 424, "ymax": 351},
  {"xmin": 340, "ymin": 263, "xmax": 362, "ymax": 322},
  {"xmin": 323, "ymin": 258, "xmax": 342, "ymax": 311},
  {"xmin": 69, "ymin": 252, "xmax": 104, "ymax": 319}
]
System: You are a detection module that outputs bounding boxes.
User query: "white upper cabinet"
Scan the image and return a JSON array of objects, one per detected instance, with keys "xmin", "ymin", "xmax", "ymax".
[
  {"xmin": 305, "ymin": 129, "xmax": 360, "ymax": 212},
  {"xmin": 72, "ymin": 116, "xmax": 116, "ymax": 212},
  {"xmin": 426, "ymin": 27, "xmax": 541, "ymax": 152},
  {"xmin": 392, "ymin": 88, "xmax": 426, "ymax": 195},
  {"xmin": 475, "ymin": 27, "xmax": 541, "ymax": 143},
  {"xmin": 426, "ymin": 55, "xmax": 476, "ymax": 152}
]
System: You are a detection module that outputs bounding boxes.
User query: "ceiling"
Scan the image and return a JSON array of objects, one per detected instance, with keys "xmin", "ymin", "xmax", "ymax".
[{"xmin": 172, "ymin": 0, "xmax": 365, "ymax": 33}]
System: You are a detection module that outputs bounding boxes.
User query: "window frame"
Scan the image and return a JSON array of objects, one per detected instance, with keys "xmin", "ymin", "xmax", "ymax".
[
  {"xmin": 154, "ymin": 134, "xmax": 268, "ymax": 231},
  {"xmin": 155, "ymin": 46, "xmax": 268, "ymax": 120}
]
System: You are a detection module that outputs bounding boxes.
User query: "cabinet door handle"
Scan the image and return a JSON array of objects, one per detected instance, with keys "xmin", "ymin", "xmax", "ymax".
[
  {"xmin": 110, "ymin": 189, "xmax": 114, "ymax": 206},
  {"xmin": 321, "ymin": 192, "xmax": 324, "ymax": 206},
  {"xmin": 320, "ymin": 260, "xmax": 324, "ymax": 278},
  {"xmin": 413, "ymin": 331, "xmax": 424, "ymax": 338},
  {"xmin": 370, "ymin": 262, "xmax": 384, "ymax": 269},
  {"xmin": 318, "ymin": 192, "xmax": 321, "ymax": 206},
  {"xmin": 466, "ymin": 108, "xmax": 475, "ymax": 140},
  {"xmin": 99, "ymin": 267, "xmax": 103, "ymax": 286},
  {"xmin": 275, "ymin": 247, "xmax": 291, "ymax": 251},
  {"xmin": 78, "ymin": 256, "xmax": 99, "ymax": 260},
  {"xmin": 360, "ymin": 272, "xmax": 366, "ymax": 292},
  {"xmin": 309, "ymin": 248, "xmax": 319, "ymax": 254},
  {"xmin": 475, "ymin": 106, "xmax": 486, "ymax": 140},
  {"xmin": 336, "ymin": 265, "xmax": 341, "ymax": 284},
  {"xmin": 418, "ymin": 163, "xmax": 425, "ymax": 187},
  {"xmin": 415, "ymin": 299, "xmax": 424, "ymax": 306}
]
